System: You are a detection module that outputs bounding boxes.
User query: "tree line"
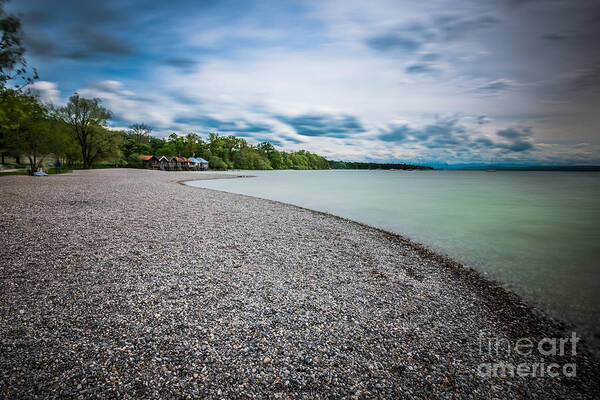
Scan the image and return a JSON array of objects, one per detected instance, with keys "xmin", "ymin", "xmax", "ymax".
[
  {"xmin": 0, "ymin": 89, "xmax": 331, "ymax": 171},
  {"xmin": 121, "ymin": 128, "xmax": 330, "ymax": 170},
  {"xmin": 329, "ymin": 161, "xmax": 433, "ymax": 170}
]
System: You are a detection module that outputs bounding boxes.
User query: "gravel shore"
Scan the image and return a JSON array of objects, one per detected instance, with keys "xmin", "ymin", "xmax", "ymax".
[{"xmin": 1, "ymin": 168, "xmax": 598, "ymax": 399}]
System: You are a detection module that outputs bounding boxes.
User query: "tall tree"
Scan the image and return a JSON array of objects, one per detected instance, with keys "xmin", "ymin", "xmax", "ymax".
[
  {"xmin": 1, "ymin": 91, "xmax": 59, "ymax": 173},
  {"xmin": 55, "ymin": 94, "xmax": 114, "ymax": 169},
  {"xmin": 47, "ymin": 119, "xmax": 78, "ymax": 167},
  {"xmin": 167, "ymin": 133, "xmax": 184, "ymax": 156},
  {"xmin": 128, "ymin": 123, "xmax": 153, "ymax": 145},
  {"xmin": 0, "ymin": 0, "xmax": 38, "ymax": 163},
  {"xmin": 0, "ymin": 0, "xmax": 37, "ymax": 88},
  {"xmin": 183, "ymin": 133, "xmax": 198, "ymax": 157}
]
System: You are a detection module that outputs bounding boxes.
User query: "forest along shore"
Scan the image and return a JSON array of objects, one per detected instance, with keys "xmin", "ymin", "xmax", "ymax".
[{"xmin": 0, "ymin": 169, "xmax": 598, "ymax": 399}]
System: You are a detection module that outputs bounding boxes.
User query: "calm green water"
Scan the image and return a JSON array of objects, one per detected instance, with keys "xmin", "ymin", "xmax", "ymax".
[{"xmin": 187, "ymin": 170, "xmax": 600, "ymax": 342}]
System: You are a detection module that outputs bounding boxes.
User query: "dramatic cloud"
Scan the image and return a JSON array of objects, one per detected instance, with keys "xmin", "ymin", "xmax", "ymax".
[
  {"xmin": 366, "ymin": 34, "xmax": 422, "ymax": 52},
  {"xmin": 379, "ymin": 125, "xmax": 411, "ymax": 142},
  {"xmin": 405, "ymin": 64, "xmax": 435, "ymax": 74},
  {"xmin": 377, "ymin": 118, "xmax": 535, "ymax": 156},
  {"xmin": 276, "ymin": 114, "xmax": 365, "ymax": 138},
  {"xmin": 365, "ymin": 22, "xmax": 433, "ymax": 55},
  {"xmin": 68, "ymin": 26, "xmax": 134, "ymax": 58},
  {"xmin": 497, "ymin": 127, "xmax": 532, "ymax": 140},
  {"xmin": 477, "ymin": 115, "xmax": 490, "ymax": 125},
  {"xmin": 22, "ymin": 32, "xmax": 58, "ymax": 58},
  {"xmin": 7, "ymin": 0, "xmax": 600, "ymax": 165},
  {"xmin": 475, "ymin": 79, "xmax": 512, "ymax": 93},
  {"xmin": 164, "ymin": 57, "xmax": 199, "ymax": 71},
  {"xmin": 502, "ymin": 140, "xmax": 533, "ymax": 152},
  {"xmin": 436, "ymin": 15, "xmax": 499, "ymax": 40},
  {"xmin": 173, "ymin": 115, "xmax": 272, "ymax": 135}
]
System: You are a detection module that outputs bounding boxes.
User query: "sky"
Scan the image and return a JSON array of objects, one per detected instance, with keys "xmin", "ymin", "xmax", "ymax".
[{"xmin": 7, "ymin": 0, "xmax": 600, "ymax": 165}]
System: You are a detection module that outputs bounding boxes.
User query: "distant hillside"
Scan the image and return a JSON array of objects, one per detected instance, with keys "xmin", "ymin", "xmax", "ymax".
[{"xmin": 329, "ymin": 161, "xmax": 434, "ymax": 170}]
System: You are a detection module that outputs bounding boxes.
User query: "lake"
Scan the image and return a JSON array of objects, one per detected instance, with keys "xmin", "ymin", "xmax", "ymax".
[{"xmin": 186, "ymin": 170, "xmax": 600, "ymax": 346}]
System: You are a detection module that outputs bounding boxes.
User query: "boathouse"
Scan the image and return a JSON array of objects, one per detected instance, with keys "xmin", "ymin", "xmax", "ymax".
[
  {"xmin": 158, "ymin": 156, "xmax": 169, "ymax": 170},
  {"xmin": 188, "ymin": 157, "xmax": 209, "ymax": 170},
  {"xmin": 138, "ymin": 155, "xmax": 160, "ymax": 169}
]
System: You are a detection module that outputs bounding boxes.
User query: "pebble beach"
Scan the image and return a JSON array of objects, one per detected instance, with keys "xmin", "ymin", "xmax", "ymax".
[{"xmin": 0, "ymin": 168, "xmax": 598, "ymax": 399}]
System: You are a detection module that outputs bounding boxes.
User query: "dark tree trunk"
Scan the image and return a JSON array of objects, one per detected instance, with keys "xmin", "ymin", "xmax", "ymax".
[{"xmin": 82, "ymin": 141, "xmax": 92, "ymax": 169}]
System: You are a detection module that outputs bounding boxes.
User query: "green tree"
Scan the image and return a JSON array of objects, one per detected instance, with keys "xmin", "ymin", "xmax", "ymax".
[
  {"xmin": 207, "ymin": 132, "xmax": 224, "ymax": 159},
  {"xmin": 208, "ymin": 155, "xmax": 227, "ymax": 170},
  {"xmin": 193, "ymin": 137, "xmax": 209, "ymax": 159},
  {"xmin": 155, "ymin": 145, "xmax": 174, "ymax": 157},
  {"xmin": 48, "ymin": 119, "xmax": 78, "ymax": 167},
  {"xmin": 0, "ymin": 0, "xmax": 38, "ymax": 163},
  {"xmin": 167, "ymin": 133, "xmax": 184, "ymax": 156},
  {"xmin": 1, "ymin": 90, "xmax": 55, "ymax": 172},
  {"xmin": 257, "ymin": 141, "xmax": 285, "ymax": 169},
  {"xmin": 97, "ymin": 127, "xmax": 123, "ymax": 167},
  {"xmin": 55, "ymin": 94, "xmax": 114, "ymax": 169},
  {"xmin": 280, "ymin": 152, "xmax": 292, "ymax": 169},
  {"xmin": 149, "ymin": 136, "xmax": 165, "ymax": 154},
  {"xmin": 128, "ymin": 123, "xmax": 152, "ymax": 145},
  {"xmin": 183, "ymin": 133, "xmax": 199, "ymax": 157},
  {"xmin": 0, "ymin": 0, "xmax": 37, "ymax": 88},
  {"xmin": 121, "ymin": 133, "xmax": 150, "ymax": 166}
]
